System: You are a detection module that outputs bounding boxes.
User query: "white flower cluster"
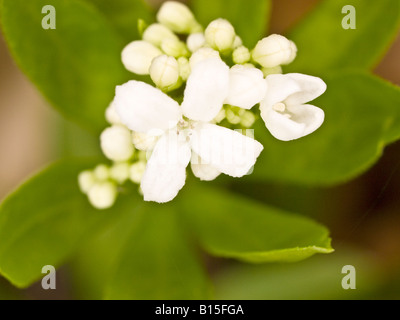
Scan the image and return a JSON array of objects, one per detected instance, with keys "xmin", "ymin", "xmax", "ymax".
[{"xmin": 79, "ymin": 1, "xmax": 327, "ymax": 208}]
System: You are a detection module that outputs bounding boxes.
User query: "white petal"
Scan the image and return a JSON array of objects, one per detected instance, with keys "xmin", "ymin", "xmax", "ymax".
[
  {"xmin": 263, "ymin": 73, "xmax": 302, "ymax": 108},
  {"xmin": 225, "ymin": 65, "xmax": 267, "ymax": 109},
  {"xmin": 260, "ymin": 107, "xmax": 305, "ymax": 141},
  {"xmin": 121, "ymin": 41, "xmax": 162, "ymax": 75},
  {"xmin": 284, "ymin": 73, "xmax": 327, "ymax": 106},
  {"xmin": 287, "ymin": 104, "xmax": 325, "ymax": 137},
  {"xmin": 140, "ymin": 131, "xmax": 191, "ymax": 203},
  {"xmin": 190, "ymin": 152, "xmax": 221, "ymax": 181},
  {"xmin": 260, "ymin": 104, "xmax": 324, "ymax": 141},
  {"xmin": 182, "ymin": 58, "xmax": 230, "ymax": 122},
  {"xmin": 114, "ymin": 80, "xmax": 181, "ymax": 133},
  {"xmin": 191, "ymin": 123, "xmax": 263, "ymax": 177}
]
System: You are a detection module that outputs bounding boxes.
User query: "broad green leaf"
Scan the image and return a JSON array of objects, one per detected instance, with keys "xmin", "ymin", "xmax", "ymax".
[
  {"xmin": 287, "ymin": 0, "xmax": 400, "ymax": 74},
  {"xmin": 105, "ymin": 203, "xmax": 212, "ymax": 300},
  {"xmin": 178, "ymin": 184, "xmax": 333, "ymax": 263},
  {"xmin": 214, "ymin": 248, "xmax": 383, "ymax": 299},
  {"xmin": 0, "ymin": 159, "xmax": 137, "ymax": 288},
  {"xmin": 84, "ymin": 0, "xmax": 154, "ymax": 43},
  {"xmin": 250, "ymin": 72, "xmax": 400, "ymax": 185},
  {"xmin": 0, "ymin": 0, "xmax": 130, "ymax": 133},
  {"xmin": 191, "ymin": 0, "xmax": 271, "ymax": 47}
]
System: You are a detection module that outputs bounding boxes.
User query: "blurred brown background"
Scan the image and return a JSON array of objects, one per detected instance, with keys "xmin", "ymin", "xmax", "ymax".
[{"xmin": 0, "ymin": 0, "xmax": 399, "ymax": 297}]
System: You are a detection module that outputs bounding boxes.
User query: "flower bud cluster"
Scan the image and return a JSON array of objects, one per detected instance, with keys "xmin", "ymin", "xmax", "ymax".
[{"xmin": 78, "ymin": 1, "xmax": 324, "ymax": 209}]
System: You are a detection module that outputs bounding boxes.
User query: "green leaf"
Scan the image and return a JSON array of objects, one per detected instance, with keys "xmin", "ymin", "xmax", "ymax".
[
  {"xmin": 0, "ymin": 159, "xmax": 135, "ymax": 288},
  {"xmin": 0, "ymin": 0, "xmax": 130, "ymax": 133},
  {"xmin": 191, "ymin": 0, "xmax": 271, "ymax": 47},
  {"xmin": 250, "ymin": 72, "xmax": 400, "ymax": 186},
  {"xmin": 84, "ymin": 0, "xmax": 154, "ymax": 43},
  {"xmin": 179, "ymin": 184, "xmax": 333, "ymax": 263},
  {"xmin": 214, "ymin": 249, "xmax": 384, "ymax": 299},
  {"xmin": 105, "ymin": 203, "xmax": 212, "ymax": 300},
  {"xmin": 287, "ymin": 0, "xmax": 400, "ymax": 74}
]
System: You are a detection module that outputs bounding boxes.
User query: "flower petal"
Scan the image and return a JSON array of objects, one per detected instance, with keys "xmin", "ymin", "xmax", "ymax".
[
  {"xmin": 225, "ymin": 65, "xmax": 267, "ymax": 109},
  {"xmin": 287, "ymin": 103, "xmax": 325, "ymax": 137},
  {"xmin": 181, "ymin": 58, "xmax": 230, "ymax": 122},
  {"xmin": 190, "ymin": 152, "xmax": 221, "ymax": 181},
  {"xmin": 140, "ymin": 131, "xmax": 191, "ymax": 203},
  {"xmin": 260, "ymin": 103, "xmax": 324, "ymax": 141},
  {"xmin": 191, "ymin": 123, "xmax": 263, "ymax": 177},
  {"xmin": 263, "ymin": 73, "xmax": 302, "ymax": 108},
  {"xmin": 114, "ymin": 80, "xmax": 181, "ymax": 133},
  {"xmin": 284, "ymin": 73, "xmax": 327, "ymax": 106}
]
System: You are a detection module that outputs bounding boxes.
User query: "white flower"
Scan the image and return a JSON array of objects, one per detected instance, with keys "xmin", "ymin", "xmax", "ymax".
[
  {"xmin": 114, "ymin": 57, "xmax": 264, "ymax": 203},
  {"xmin": 149, "ymin": 55, "xmax": 180, "ymax": 90},
  {"xmin": 190, "ymin": 153, "xmax": 221, "ymax": 181},
  {"xmin": 187, "ymin": 32, "xmax": 206, "ymax": 52},
  {"xmin": 132, "ymin": 131, "xmax": 158, "ymax": 151},
  {"xmin": 78, "ymin": 170, "xmax": 96, "ymax": 193},
  {"xmin": 189, "ymin": 47, "xmax": 220, "ymax": 69},
  {"xmin": 105, "ymin": 100, "xmax": 122, "ymax": 125},
  {"xmin": 121, "ymin": 40, "xmax": 162, "ymax": 75},
  {"xmin": 233, "ymin": 35, "xmax": 243, "ymax": 49},
  {"xmin": 177, "ymin": 56, "xmax": 191, "ymax": 81},
  {"xmin": 252, "ymin": 34, "xmax": 297, "ymax": 68},
  {"xmin": 260, "ymin": 73, "xmax": 326, "ymax": 141},
  {"xmin": 109, "ymin": 162, "xmax": 130, "ymax": 184},
  {"xmin": 100, "ymin": 125, "xmax": 134, "ymax": 161},
  {"xmin": 87, "ymin": 182, "xmax": 117, "ymax": 210},
  {"xmin": 142, "ymin": 23, "xmax": 179, "ymax": 47},
  {"xmin": 157, "ymin": 1, "xmax": 201, "ymax": 34},
  {"xmin": 225, "ymin": 65, "xmax": 267, "ymax": 109},
  {"xmin": 160, "ymin": 38, "xmax": 189, "ymax": 58},
  {"xmin": 130, "ymin": 161, "xmax": 147, "ymax": 184},
  {"xmin": 205, "ymin": 19, "xmax": 236, "ymax": 52},
  {"xmin": 232, "ymin": 46, "xmax": 251, "ymax": 64}
]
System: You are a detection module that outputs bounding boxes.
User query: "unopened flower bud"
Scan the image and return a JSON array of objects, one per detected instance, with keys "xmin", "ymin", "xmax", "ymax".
[
  {"xmin": 161, "ymin": 38, "xmax": 189, "ymax": 58},
  {"xmin": 121, "ymin": 40, "xmax": 162, "ymax": 75},
  {"xmin": 143, "ymin": 23, "xmax": 179, "ymax": 47},
  {"xmin": 132, "ymin": 132, "xmax": 159, "ymax": 151},
  {"xmin": 233, "ymin": 35, "xmax": 243, "ymax": 49},
  {"xmin": 212, "ymin": 108, "xmax": 226, "ymax": 124},
  {"xmin": 130, "ymin": 161, "xmax": 147, "ymax": 184},
  {"xmin": 100, "ymin": 125, "xmax": 134, "ymax": 161},
  {"xmin": 109, "ymin": 162, "xmax": 130, "ymax": 184},
  {"xmin": 232, "ymin": 46, "xmax": 251, "ymax": 64},
  {"xmin": 205, "ymin": 19, "xmax": 236, "ymax": 52},
  {"xmin": 87, "ymin": 182, "xmax": 117, "ymax": 210},
  {"xmin": 157, "ymin": 1, "xmax": 201, "ymax": 34},
  {"xmin": 226, "ymin": 109, "xmax": 242, "ymax": 124},
  {"xmin": 177, "ymin": 57, "xmax": 191, "ymax": 81},
  {"xmin": 241, "ymin": 111, "xmax": 256, "ymax": 128},
  {"xmin": 149, "ymin": 55, "xmax": 180, "ymax": 90},
  {"xmin": 252, "ymin": 34, "xmax": 297, "ymax": 68},
  {"xmin": 93, "ymin": 164, "xmax": 109, "ymax": 181},
  {"xmin": 78, "ymin": 170, "xmax": 96, "ymax": 194},
  {"xmin": 262, "ymin": 65, "xmax": 283, "ymax": 77},
  {"xmin": 105, "ymin": 101, "xmax": 122, "ymax": 125},
  {"xmin": 187, "ymin": 32, "xmax": 206, "ymax": 52},
  {"xmin": 189, "ymin": 47, "xmax": 220, "ymax": 69}
]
